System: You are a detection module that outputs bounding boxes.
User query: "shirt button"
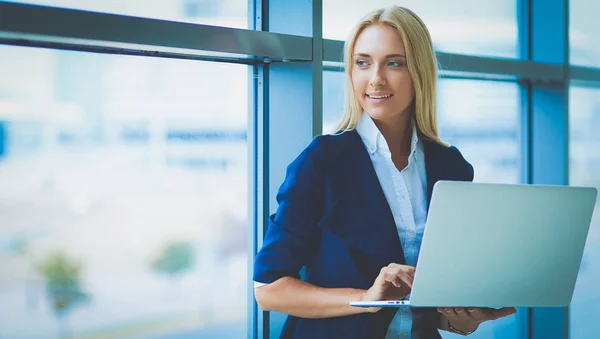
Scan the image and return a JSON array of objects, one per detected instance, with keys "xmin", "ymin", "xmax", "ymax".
[
  {"xmin": 409, "ymin": 230, "xmax": 416, "ymax": 236},
  {"xmin": 402, "ymin": 333, "xmax": 409, "ymax": 338}
]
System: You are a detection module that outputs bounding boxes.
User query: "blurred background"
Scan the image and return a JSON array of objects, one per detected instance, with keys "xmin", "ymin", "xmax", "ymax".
[{"xmin": 0, "ymin": 0, "xmax": 598, "ymax": 338}]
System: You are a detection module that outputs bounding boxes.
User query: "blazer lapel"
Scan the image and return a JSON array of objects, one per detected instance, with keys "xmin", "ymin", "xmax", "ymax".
[{"xmin": 320, "ymin": 131, "xmax": 405, "ymax": 266}]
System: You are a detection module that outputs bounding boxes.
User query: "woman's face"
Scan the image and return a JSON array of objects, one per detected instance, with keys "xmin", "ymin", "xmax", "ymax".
[{"xmin": 351, "ymin": 24, "xmax": 415, "ymax": 123}]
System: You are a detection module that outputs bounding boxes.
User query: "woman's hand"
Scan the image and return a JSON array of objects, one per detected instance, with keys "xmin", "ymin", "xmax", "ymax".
[
  {"xmin": 439, "ymin": 307, "xmax": 517, "ymax": 334},
  {"xmin": 361, "ymin": 263, "xmax": 415, "ymax": 313}
]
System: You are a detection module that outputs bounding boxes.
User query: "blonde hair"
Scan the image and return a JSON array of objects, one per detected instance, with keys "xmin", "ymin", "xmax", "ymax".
[{"xmin": 334, "ymin": 6, "xmax": 446, "ymax": 146}]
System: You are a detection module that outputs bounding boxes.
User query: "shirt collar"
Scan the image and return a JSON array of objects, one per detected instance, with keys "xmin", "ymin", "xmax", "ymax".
[{"xmin": 356, "ymin": 112, "xmax": 419, "ymax": 157}]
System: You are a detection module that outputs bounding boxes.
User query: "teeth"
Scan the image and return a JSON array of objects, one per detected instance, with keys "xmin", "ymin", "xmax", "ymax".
[{"xmin": 369, "ymin": 94, "xmax": 392, "ymax": 99}]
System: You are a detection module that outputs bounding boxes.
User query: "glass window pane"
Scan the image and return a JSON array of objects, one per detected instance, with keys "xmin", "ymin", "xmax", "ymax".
[
  {"xmin": 322, "ymin": 71, "xmax": 345, "ymax": 134},
  {"xmin": 323, "ymin": 1, "xmax": 518, "ymax": 58},
  {"xmin": 323, "ymin": 73, "xmax": 525, "ymax": 338},
  {"xmin": 570, "ymin": 0, "xmax": 600, "ymax": 67},
  {"xmin": 0, "ymin": 46, "xmax": 248, "ymax": 338},
  {"xmin": 7, "ymin": 0, "xmax": 248, "ymax": 28},
  {"xmin": 437, "ymin": 79, "xmax": 521, "ymax": 185},
  {"xmin": 569, "ymin": 86, "xmax": 600, "ymax": 339}
]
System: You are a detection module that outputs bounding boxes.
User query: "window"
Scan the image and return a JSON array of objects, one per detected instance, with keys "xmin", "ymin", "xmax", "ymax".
[
  {"xmin": 570, "ymin": 0, "xmax": 600, "ymax": 67},
  {"xmin": 322, "ymin": 71, "xmax": 345, "ymax": 134},
  {"xmin": 0, "ymin": 45, "xmax": 248, "ymax": 338},
  {"xmin": 569, "ymin": 86, "xmax": 600, "ymax": 339},
  {"xmin": 437, "ymin": 79, "xmax": 521, "ymax": 185},
  {"xmin": 7, "ymin": 0, "xmax": 248, "ymax": 28},
  {"xmin": 323, "ymin": 0, "xmax": 518, "ymax": 59}
]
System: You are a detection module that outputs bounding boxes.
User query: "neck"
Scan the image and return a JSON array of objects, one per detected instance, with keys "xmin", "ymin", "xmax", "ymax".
[{"xmin": 373, "ymin": 113, "xmax": 413, "ymax": 156}]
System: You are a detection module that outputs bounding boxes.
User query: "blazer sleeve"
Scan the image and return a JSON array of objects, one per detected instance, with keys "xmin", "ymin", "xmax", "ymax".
[{"xmin": 253, "ymin": 137, "xmax": 326, "ymax": 284}]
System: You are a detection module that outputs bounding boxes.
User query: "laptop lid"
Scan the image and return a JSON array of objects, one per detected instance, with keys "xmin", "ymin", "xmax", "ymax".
[{"xmin": 409, "ymin": 181, "xmax": 597, "ymax": 308}]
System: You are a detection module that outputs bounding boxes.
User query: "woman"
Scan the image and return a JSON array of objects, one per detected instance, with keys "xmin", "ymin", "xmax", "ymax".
[{"xmin": 253, "ymin": 6, "xmax": 516, "ymax": 339}]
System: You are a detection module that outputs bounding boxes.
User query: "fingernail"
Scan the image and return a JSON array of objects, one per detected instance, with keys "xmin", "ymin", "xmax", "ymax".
[
  {"xmin": 468, "ymin": 308, "xmax": 475, "ymax": 312},
  {"xmin": 456, "ymin": 308, "xmax": 462, "ymax": 313},
  {"xmin": 445, "ymin": 309, "xmax": 451, "ymax": 313}
]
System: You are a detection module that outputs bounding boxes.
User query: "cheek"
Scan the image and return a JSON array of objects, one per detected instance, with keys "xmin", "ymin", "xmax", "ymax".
[
  {"xmin": 393, "ymin": 75, "xmax": 415, "ymax": 100},
  {"xmin": 351, "ymin": 75, "xmax": 367, "ymax": 100}
]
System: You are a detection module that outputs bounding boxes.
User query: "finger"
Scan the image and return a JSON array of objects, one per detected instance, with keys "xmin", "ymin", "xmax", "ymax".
[
  {"xmin": 382, "ymin": 267, "xmax": 414, "ymax": 289},
  {"xmin": 466, "ymin": 308, "xmax": 487, "ymax": 322},
  {"xmin": 396, "ymin": 271, "xmax": 414, "ymax": 289},
  {"xmin": 454, "ymin": 307, "xmax": 472, "ymax": 321},
  {"xmin": 377, "ymin": 267, "xmax": 400, "ymax": 287},
  {"xmin": 440, "ymin": 308, "xmax": 460, "ymax": 322},
  {"xmin": 387, "ymin": 263, "xmax": 416, "ymax": 277},
  {"xmin": 490, "ymin": 307, "xmax": 517, "ymax": 320},
  {"xmin": 380, "ymin": 269, "xmax": 403, "ymax": 288}
]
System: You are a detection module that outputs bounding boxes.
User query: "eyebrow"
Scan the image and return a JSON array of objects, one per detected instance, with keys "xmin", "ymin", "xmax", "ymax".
[{"xmin": 353, "ymin": 53, "xmax": 406, "ymax": 58}]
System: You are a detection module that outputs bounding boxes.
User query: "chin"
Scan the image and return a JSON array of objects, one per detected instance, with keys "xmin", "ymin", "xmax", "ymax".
[
  {"xmin": 365, "ymin": 105, "xmax": 411, "ymax": 122},
  {"xmin": 365, "ymin": 109, "xmax": 397, "ymax": 121}
]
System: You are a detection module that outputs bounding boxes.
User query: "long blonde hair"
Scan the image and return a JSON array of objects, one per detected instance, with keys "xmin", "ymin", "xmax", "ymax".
[{"xmin": 334, "ymin": 6, "xmax": 446, "ymax": 146}]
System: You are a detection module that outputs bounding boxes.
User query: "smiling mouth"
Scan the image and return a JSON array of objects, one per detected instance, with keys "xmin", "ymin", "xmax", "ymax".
[{"xmin": 366, "ymin": 94, "xmax": 393, "ymax": 99}]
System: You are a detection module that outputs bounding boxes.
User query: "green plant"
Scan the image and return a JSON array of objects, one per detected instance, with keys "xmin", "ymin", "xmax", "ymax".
[
  {"xmin": 37, "ymin": 251, "xmax": 89, "ymax": 338},
  {"xmin": 151, "ymin": 240, "xmax": 195, "ymax": 278}
]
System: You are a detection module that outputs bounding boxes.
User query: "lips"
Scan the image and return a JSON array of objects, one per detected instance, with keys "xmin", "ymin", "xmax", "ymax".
[{"xmin": 366, "ymin": 93, "xmax": 393, "ymax": 99}]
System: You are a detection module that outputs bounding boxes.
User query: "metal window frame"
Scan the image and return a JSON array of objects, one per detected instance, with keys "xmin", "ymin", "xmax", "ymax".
[
  {"xmin": 2, "ymin": 1, "xmax": 600, "ymax": 339},
  {"xmin": 0, "ymin": 2, "xmax": 598, "ymax": 84},
  {"xmin": 528, "ymin": 0, "xmax": 570, "ymax": 338},
  {"xmin": 0, "ymin": 2, "xmax": 312, "ymax": 63}
]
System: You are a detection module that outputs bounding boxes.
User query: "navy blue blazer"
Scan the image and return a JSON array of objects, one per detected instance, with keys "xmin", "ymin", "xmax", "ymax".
[{"xmin": 253, "ymin": 129, "xmax": 474, "ymax": 339}]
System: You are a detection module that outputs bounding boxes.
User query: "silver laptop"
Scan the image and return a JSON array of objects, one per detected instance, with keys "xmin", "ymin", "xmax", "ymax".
[{"xmin": 351, "ymin": 181, "xmax": 597, "ymax": 308}]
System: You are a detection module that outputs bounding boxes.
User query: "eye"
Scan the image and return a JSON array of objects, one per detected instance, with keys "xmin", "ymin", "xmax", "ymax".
[
  {"xmin": 388, "ymin": 60, "xmax": 403, "ymax": 67},
  {"xmin": 355, "ymin": 60, "xmax": 369, "ymax": 67}
]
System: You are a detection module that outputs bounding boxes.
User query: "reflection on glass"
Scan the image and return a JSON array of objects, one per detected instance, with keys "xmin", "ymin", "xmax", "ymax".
[
  {"xmin": 437, "ymin": 79, "xmax": 520, "ymax": 185},
  {"xmin": 0, "ymin": 46, "xmax": 248, "ymax": 339},
  {"xmin": 570, "ymin": 0, "xmax": 600, "ymax": 67},
  {"xmin": 323, "ymin": 0, "xmax": 518, "ymax": 58},
  {"xmin": 569, "ymin": 86, "xmax": 600, "ymax": 339},
  {"xmin": 9, "ymin": 0, "xmax": 248, "ymax": 28},
  {"xmin": 322, "ymin": 73, "xmax": 524, "ymax": 338},
  {"xmin": 322, "ymin": 71, "xmax": 345, "ymax": 134}
]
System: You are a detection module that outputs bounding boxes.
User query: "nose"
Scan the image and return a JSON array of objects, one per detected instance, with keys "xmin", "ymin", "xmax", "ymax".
[{"xmin": 369, "ymin": 66, "xmax": 386, "ymax": 88}]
